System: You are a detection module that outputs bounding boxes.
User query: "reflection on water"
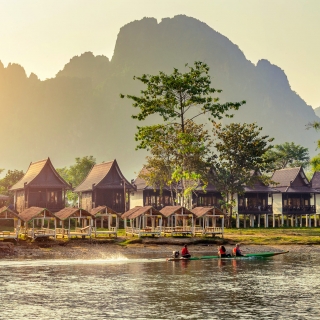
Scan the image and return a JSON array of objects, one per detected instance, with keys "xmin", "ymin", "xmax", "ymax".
[{"xmin": 0, "ymin": 253, "xmax": 319, "ymax": 319}]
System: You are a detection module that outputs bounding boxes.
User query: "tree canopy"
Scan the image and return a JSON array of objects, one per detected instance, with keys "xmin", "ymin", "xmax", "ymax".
[
  {"xmin": 263, "ymin": 142, "xmax": 310, "ymax": 170},
  {"xmin": 0, "ymin": 169, "xmax": 25, "ymax": 203},
  {"xmin": 122, "ymin": 61, "xmax": 245, "ymax": 208},
  {"xmin": 57, "ymin": 156, "xmax": 96, "ymax": 205},
  {"xmin": 210, "ymin": 122, "xmax": 274, "ymax": 226}
]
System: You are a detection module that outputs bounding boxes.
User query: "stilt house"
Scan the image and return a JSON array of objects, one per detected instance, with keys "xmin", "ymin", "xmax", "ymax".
[
  {"xmin": 74, "ymin": 160, "xmax": 135, "ymax": 213},
  {"xmin": 9, "ymin": 158, "xmax": 71, "ymax": 213},
  {"xmin": 271, "ymin": 167, "xmax": 319, "ymax": 227},
  {"xmin": 130, "ymin": 167, "xmax": 174, "ymax": 210}
]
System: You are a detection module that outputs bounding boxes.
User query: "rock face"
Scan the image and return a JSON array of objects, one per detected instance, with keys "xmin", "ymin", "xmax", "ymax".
[
  {"xmin": 0, "ymin": 15, "xmax": 319, "ymax": 177},
  {"xmin": 0, "ymin": 242, "xmax": 15, "ymax": 256}
]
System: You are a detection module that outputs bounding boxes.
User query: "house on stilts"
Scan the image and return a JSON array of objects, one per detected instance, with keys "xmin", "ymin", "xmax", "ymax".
[
  {"xmin": 74, "ymin": 160, "xmax": 135, "ymax": 213},
  {"xmin": 9, "ymin": 158, "xmax": 71, "ymax": 213}
]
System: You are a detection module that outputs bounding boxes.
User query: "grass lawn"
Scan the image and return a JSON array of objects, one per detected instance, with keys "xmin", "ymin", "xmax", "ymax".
[{"xmin": 223, "ymin": 228, "xmax": 320, "ymax": 245}]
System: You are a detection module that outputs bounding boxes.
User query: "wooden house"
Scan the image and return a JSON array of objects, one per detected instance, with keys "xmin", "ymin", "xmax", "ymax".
[
  {"xmin": 90, "ymin": 205, "xmax": 119, "ymax": 237},
  {"xmin": 0, "ymin": 206, "xmax": 21, "ymax": 241},
  {"xmin": 237, "ymin": 175, "xmax": 279, "ymax": 228},
  {"xmin": 191, "ymin": 206, "xmax": 224, "ymax": 237},
  {"xmin": 9, "ymin": 158, "xmax": 71, "ymax": 213},
  {"xmin": 192, "ymin": 183, "xmax": 223, "ymax": 209},
  {"xmin": 74, "ymin": 160, "xmax": 135, "ymax": 213},
  {"xmin": 54, "ymin": 207, "xmax": 92, "ymax": 239},
  {"xmin": 271, "ymin": 167, "xmax": 319, "ymax": 227},
  {"xmin": 121, "ymin": 206, "xmax": 164, "ymax": 237},
  {"xmin": 0, "ymin": 194, "xmax": 9, "ymax": 207},
  {"xmin": 160, "ymin": 206, "xmax": 196, "ymax": 236},
  {"xmin": 130, "ymin": 167, "xmax": 174, "ymax": 210},
  {"xmin": 19, "ymin": 207, "xmax": 56, "ymax": 239}
]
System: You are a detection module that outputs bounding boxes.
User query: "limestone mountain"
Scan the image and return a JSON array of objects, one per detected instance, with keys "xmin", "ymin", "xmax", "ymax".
[{"xmin": 0, "ymin": 15, "xmax": 318, "ymax": 179}]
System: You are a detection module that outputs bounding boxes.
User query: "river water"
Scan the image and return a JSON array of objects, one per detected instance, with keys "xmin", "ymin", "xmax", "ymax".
[{"xmin": 0, "ymin": 252, "xmax": 319, "ymax": 320}]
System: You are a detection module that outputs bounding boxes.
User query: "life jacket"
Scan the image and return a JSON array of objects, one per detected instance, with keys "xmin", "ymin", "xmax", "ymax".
[
  {"xmin": 233, "ymin": 247, "xmax": 237, "ymax": 255},
  {"xmin": 219, "ymin": 247, "xmax": 226, "ymax": 255}
]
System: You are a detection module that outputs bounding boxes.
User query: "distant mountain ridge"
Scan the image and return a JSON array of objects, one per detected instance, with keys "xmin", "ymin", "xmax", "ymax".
[{"xmin": 0, "ymin": 15, "xmax": 319, "ymax": 178}]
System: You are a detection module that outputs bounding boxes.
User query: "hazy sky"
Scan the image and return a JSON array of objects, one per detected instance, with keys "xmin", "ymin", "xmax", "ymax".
[{"xmin": 1, "ymin": 0, "xmax": 319, "ymax": 108}]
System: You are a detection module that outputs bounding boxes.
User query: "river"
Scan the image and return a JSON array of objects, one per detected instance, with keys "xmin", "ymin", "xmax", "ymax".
[{"xmin": 0, "ymin": 252, "xmax": 319, "ymax": 319}]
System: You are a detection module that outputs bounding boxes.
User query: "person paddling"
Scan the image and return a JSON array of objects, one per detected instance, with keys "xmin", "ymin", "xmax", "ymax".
[
  {"xmin": 232, "ymin": 243, "xmax": 244, "ymax": 257},
  {"xmin": 181, "ymin": 244, "xmax": 191, "ymax": 258}
]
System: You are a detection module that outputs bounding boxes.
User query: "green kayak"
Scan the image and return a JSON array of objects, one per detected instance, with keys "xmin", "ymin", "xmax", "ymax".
[{"xmin": 166, "ymin": 251, "xmax": 289, "ymax": 261}]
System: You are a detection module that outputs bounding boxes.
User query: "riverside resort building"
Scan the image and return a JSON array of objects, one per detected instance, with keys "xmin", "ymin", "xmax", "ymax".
[{"xmin": 1, "ymin": 157, "xmax": 320, "ymax": 241}]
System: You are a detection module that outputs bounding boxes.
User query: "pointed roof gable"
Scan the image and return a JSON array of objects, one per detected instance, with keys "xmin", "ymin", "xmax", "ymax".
[
  {"xmin": 310, "ymin": 172, "xmax": 320, "ymax": 190},
  {"xmin": 271, "ymin": 167, "xmax": 319, "ymax": 193},
  {"xmin": 55, "ymin": 207, "xmax": 92, "ymax": 220},
  {"xmin": 10, "ymin": 158, "xmax": 71, "ymax": 191},
  {"xmin": 74, "ymin": 159, "xmax": 134, "ymax": 192}
]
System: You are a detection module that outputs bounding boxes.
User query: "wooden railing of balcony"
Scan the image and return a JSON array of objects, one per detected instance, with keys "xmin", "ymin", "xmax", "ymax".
[
  {"xmin": 238, "ymin": 205, "xmax": 272, "ymax": 213},
  {"xmin": 282, "ymin": 205, "xmax": 316, "ymax": 214}
]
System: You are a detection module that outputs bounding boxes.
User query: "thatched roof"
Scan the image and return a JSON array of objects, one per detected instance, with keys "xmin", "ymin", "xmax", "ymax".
[
  {"xmin": 19, "ymin": 207, "xmax": 54, "ymax": 222},
  {"xmin": 122, "ymin": 206, "xmax": 163, "ymax": 219},
  {"xmin": 55, "ymin": 208, "xmax": 92, "ymax": 220},
  {"xmin": 160, "ymin": 206, "xmax": 193, "ymax": 217},
  {"xmin": 90, "ymin": 206, "xmax": 118, "ymax": 216},
  {"xmin": 191, "ymin": 206, "xmax": 223, "ymax": 217},
  {"xmin": 0, "ymin": 206, "xmax": 20, "ymax": 219}
]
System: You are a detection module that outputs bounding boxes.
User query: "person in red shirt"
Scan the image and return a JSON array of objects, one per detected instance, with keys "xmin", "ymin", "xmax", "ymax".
[
  {"xmin": 218, "ymin": 245, "xmax": 231, "ymax": 258},
  {"xmin": 181, "ymin": 244, "xmax": 191, "ymax": 258}
]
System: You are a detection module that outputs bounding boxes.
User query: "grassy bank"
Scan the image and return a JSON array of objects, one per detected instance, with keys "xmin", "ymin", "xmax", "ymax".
[{"xmin": 223, "ymin": 228, "xmax": 320, "ymax": 245}]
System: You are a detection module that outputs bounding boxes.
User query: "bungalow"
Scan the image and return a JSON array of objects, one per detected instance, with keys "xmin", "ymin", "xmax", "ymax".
[
  {"xmin": 9, "ymin": 158, "xmax": 71, "ymax": 213},
  {"xmin": 74, "ymin": 160, "xmax": 135, "ymax": 213},
  {"xmin": 122, "ymin": 206, "xmax": 164, "ymax": 237},
  {"xmin": 271, "ymin": 167, "xmax": 319, "ymax": 227},
  {"xmin": 130, "ymin": 167, "xmax": 174, "ymax": 210},
  {"xmin": 0, "ymin": 206, "xmax": 21, "ymax": 241}
]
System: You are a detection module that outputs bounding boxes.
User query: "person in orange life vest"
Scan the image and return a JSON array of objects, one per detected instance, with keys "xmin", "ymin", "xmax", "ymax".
[
  {"xmin": 232, "ymin": 243, "xmax": 243, "ymax": 257},
  {"xmin": 181, "ymin": 244, "xmax": 191, "ymax": 258}
]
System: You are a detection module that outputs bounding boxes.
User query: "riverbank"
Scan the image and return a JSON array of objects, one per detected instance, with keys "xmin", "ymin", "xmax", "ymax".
[
  {"xmin": 1, "ymin": 234, "xmax": 320, "ymax": 260},
  {"xmin": 1, "ymin": 227, "xmax": 320, "ymax": 259}
]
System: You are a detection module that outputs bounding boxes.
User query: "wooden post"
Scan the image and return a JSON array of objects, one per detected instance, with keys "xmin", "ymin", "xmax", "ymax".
[{"xmin": 236, "ymin": 214, "xmax": 239, "ymax": 228}]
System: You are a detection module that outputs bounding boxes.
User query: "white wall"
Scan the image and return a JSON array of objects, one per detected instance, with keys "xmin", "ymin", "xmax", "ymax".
[
  {"xmin": 273, "ymin": 193, "xmax": 282, "ymax": 215},
  {"xmin": 130, "ymin": 190, "xmax": 144, "ymax": 209},
  {"xmin": 315, "ymin": 194, "xmax": 320, "ymax": 213}
]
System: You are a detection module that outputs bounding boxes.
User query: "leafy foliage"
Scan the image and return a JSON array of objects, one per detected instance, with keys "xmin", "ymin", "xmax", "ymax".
[
  {"xmin": 210, "ymin": 122, "xmax": 274, "ymax": 226},
  {"xmin": 122, "ymin": 62, "xmax": 245, "ymax": 208},
  {"xmin": 263, "ymin": 142, "xmax": 310, "ymax": 170},
  {"xmin": 0, "ymin": 169, "xmax": 25, "ymax": 203},
  {"xmin": 57, "ymin": 156, "xmax": 96, "ymax": 205}
]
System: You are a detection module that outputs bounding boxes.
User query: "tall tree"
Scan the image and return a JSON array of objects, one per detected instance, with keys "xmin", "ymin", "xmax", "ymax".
[
  {"xmin": 140, "ymin": 120, "xmax": 214, "ymax": 207},
  {"xmin": 210, "ymin": 122, "xmax": 274, "ymax": 227},
  {"xmin": 122, "ymin": 61, "xmax": 245, "ymax": 207},
  {"xmin": 0, "ymin": 169, "xmax": 24, "ymax": 203},
  {"xmin": 263, "ymin": 142, "xmax": 310, "ymax": 170},
  {"xmin": 57, "ymin": 156, "xmax": 96, "ymax": 205},
  {"xmin": 307, "ymin": 121, "xmax": 320, "ymax": 172}
]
